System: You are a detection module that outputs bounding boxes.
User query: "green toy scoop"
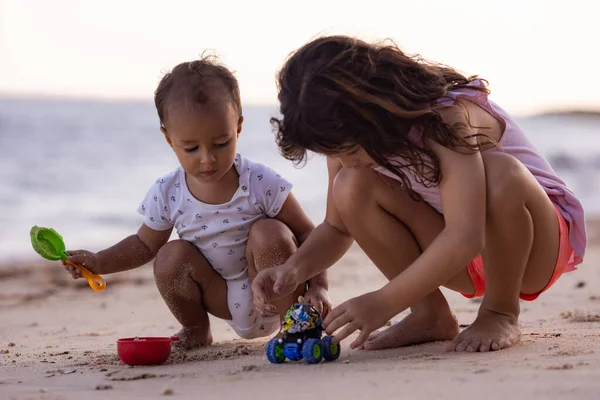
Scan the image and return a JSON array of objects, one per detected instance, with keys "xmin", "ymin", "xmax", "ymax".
[{"xmin": 30, "ymin": 226, "xmax": 106, "ymax": 292}]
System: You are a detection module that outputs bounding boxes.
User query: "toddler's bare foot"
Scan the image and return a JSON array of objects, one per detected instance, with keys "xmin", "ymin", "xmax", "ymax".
[
  {"xmin": 173, "ymin": 326, "xmax": 213, "ymax": 349},
  {"xmin": 363, "ymin": 308, "xmax": 459, "ymax": 350},
  {"xmin": 447, "ymin": 308, "xmax": 520, "ymax": 352}
]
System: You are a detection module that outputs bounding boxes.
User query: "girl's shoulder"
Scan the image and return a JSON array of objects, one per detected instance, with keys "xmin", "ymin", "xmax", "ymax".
[{"xmin": 434, "ymin": 86, "xmax": 505, "ymax": 145}]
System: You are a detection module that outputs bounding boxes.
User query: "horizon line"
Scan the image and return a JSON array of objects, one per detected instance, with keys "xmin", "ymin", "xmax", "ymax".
[{"xmin": 1, "ymin": 91, "xmax": 599, "ymax": 118}]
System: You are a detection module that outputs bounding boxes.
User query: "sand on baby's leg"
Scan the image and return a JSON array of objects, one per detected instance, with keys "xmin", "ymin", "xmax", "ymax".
[{"xmin": 153, "ymin": 239, "xmax": 231, "ymax": 349}]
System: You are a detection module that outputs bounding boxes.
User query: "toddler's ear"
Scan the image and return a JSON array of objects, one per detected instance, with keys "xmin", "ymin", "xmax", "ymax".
[
  {"xmin": 237, "ymin": 115, "xmax": 244, "ymax": 136},
  {"xmin": 160, "ymin": 126, "xmax": 173, "ymax": 147}
]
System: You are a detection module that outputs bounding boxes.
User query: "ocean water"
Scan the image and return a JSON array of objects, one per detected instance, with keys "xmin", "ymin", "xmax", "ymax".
[{"xmin": 1, "ymin": 97, "xmax": 599, "ymax": 262}]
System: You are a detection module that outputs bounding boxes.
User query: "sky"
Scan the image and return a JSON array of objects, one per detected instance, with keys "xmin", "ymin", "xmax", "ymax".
[{"xmin": 0, "ymin": 0, "xmax": 598, "ymax": 115}]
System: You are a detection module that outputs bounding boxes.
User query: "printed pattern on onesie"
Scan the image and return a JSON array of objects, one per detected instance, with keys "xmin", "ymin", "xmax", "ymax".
[{"xmin": 137, "ymin": 154, "xmax": 292, "ymax": 334}]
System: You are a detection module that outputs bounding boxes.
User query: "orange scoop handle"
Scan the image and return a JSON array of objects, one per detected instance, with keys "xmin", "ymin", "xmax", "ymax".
[{"xmin": 65, "ymin": 260, "xmax": 106, "ymax": 292}]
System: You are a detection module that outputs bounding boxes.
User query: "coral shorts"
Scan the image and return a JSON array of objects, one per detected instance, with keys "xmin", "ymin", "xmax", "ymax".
[{"xmin": 462, "ymin": 204, "xmax": 576, "ymax": 301}]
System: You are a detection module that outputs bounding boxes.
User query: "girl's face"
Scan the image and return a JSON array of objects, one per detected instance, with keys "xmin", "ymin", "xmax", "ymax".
[
  {"xmin": 161, "ymin": 99, "xmax": 242, "ymax": 183},
  {"xmin": 334, "ymin": 145, "xmax": 378, "ymax": 169}
]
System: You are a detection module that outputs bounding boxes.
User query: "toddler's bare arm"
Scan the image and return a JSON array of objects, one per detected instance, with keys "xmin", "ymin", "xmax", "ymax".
[{"xmin": 65, "ymin": 224, "xmax": 172, "ymax": 275}]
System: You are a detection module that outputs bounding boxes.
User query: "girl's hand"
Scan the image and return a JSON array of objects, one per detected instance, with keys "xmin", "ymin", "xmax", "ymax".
[
  {"xmin": 303, "ymin": 285, "xmax": 332, "ymax": 318},
  {"xmin": 323, "ymin": 290, "xmax": 392, "ymax": 349},
  {"xmin": 61, "ymin": 250, "xmax": 101, "ymax": 279},
  {"xmin": 252, "ymin": 262, "xmax": 299, "ymax": 316}
]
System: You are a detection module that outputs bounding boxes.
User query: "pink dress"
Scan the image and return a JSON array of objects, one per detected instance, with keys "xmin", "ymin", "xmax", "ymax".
[{"xmin": 376, "ymin": 80, "xmax": 586, "ymax": 271}]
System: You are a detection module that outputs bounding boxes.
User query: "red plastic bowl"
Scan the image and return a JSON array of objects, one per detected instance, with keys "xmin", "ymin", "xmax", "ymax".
[{"xmin": 117, "ymin": 336, "xmax": 180, "ymax": 366}]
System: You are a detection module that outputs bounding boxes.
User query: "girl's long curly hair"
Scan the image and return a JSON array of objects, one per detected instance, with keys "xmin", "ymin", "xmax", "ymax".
[{"xmin": 271, "ymin": 35, "xmax": 492, "ymax": 196}]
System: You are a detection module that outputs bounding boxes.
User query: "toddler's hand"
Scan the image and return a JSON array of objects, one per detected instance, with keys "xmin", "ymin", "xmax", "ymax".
[
  {"xmin": 304, "ymin": 285, "xmax": 332, "ymax": 318},
  {"xmin": 61, "ymin": 250, "xmax": 100, "ymax": 279},
  {"xmin": 252, "ymin": 262, "xmax": 299, "ymax": 316}
]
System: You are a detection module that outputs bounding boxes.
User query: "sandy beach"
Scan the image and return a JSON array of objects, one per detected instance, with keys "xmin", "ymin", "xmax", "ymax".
[{"xmin": 1, "ymin": 221, "xmax": 599, "ymax": 400}]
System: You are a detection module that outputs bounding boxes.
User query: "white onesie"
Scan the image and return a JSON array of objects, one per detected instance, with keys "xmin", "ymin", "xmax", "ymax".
[{"xmin": 137, "ymin": 154, "xmax": 292, "ymax": 339}]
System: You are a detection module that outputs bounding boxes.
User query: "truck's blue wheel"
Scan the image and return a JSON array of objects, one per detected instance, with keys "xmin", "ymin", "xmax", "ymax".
[
  {"xmin": 322, "ymin": 336, "xmax": 341, "ymax": 361},
  {"xmin": 302, "ymin": 339, "xmax": 323, "ymax": 364},
  {"xmin": 266, "ymin": 338, "xmax": 285, "ymax": 364}
]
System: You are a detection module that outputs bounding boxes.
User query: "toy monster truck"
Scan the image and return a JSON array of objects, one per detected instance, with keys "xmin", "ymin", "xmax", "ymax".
[{"xmin": 266, "ymin": 296, "xmax": 341, "ymax": 364}]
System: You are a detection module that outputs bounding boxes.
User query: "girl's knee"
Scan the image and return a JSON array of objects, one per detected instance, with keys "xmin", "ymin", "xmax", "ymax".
[
  {"xmin": 332, "ymin": 168, "xmax": 377, "ymax": 214},
  {"xmin": 482, "ymin": 152, "xmax": 529, "ymax": 212}
]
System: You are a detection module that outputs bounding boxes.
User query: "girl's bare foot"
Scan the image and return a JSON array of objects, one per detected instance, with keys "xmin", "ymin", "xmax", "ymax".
[
  {"xmin": 447, "ymin": 308, "xmax": 520, "ymax": 352},
  {"xmin": 174, "ymin": 326, "xmax": 213, "ymax": 349},
  {"xmin": 363, "ymin": 307, "xmax": 459, "ymax": 350}
]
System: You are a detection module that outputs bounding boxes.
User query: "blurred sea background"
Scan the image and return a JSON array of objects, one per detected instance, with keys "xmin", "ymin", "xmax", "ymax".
[{"xmin": 1, "ymin": 96, "xmax": 599, "ymax": 262}]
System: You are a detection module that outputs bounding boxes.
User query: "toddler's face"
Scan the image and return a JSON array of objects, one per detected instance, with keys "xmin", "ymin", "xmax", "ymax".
[{"xmin": 162, "ymin": 98, "xmax": 242, "ymax": 183}]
